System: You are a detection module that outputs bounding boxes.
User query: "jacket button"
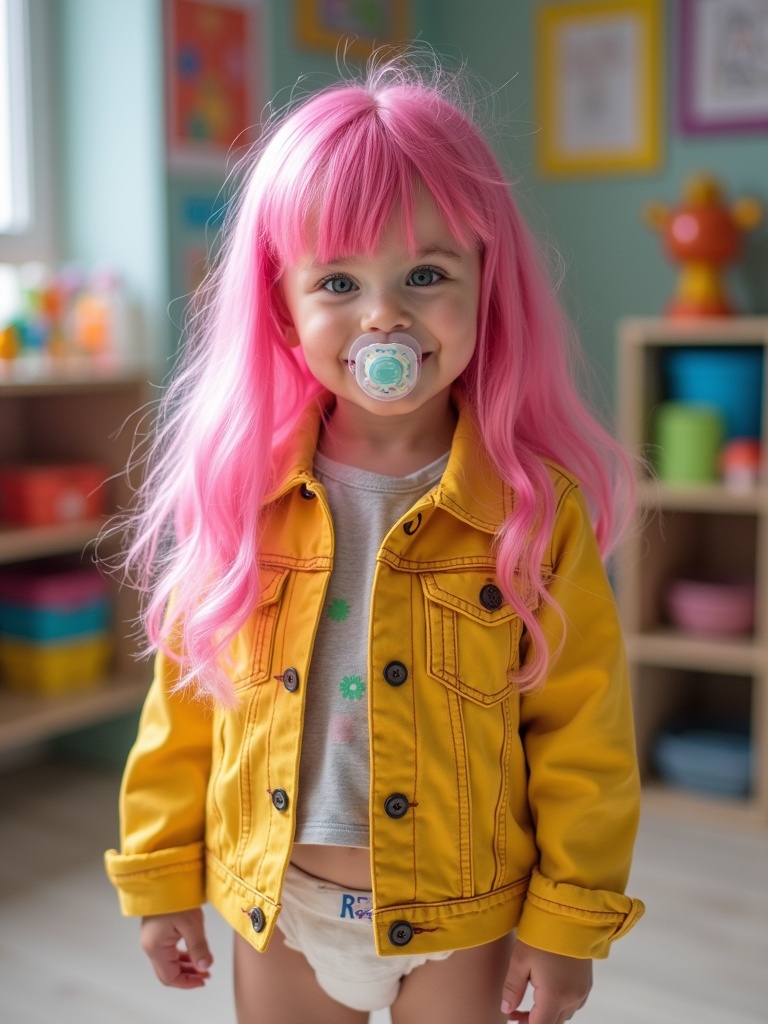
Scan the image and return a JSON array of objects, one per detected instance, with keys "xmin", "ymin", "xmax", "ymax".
[
  {"xmin": 272, "ymin": 789, "xmax": 289, "ymax": 812},
  {"xmin": 384, "ymin": 793, "xmax": 409, "ymax": 819},
  {"xmin": 479, "ymin": 583, "xmax": 504, "ymax": 610},
  {"xmin": 299, "ymin": 483, "xmax": 315, "ymax": 500},
  {"xmin": 388, "ymin": 920, "xmax": 414, "ymax": 947},
  {"xmin": 249, "ymin": 907, "xmax": 265, "ymax": 932},
  {"xmin": 383, "ymin": 661, "xmax": 408, "ymax": 686},
  {"xmin": 281, "ymin": 667, "xmax": 299, "ymax": 692}
]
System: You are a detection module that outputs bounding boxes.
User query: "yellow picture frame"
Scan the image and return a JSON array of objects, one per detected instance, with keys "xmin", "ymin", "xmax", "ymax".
[
  {"xmin": 295, "ymin": 0, "xmax": 410, "ymax": 59},
  {"xmin": 536, "ymin": 0, "xmax": 663, "ymax": 177}
]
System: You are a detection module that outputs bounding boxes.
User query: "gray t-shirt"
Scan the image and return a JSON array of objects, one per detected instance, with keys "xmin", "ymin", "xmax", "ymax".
[{"xmin": 294, "ymin": 449, "xmax": 449, "ymax": 847}]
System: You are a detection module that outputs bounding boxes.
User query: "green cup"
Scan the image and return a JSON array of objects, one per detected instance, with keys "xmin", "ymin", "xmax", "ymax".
[{"xmin": 654, "ymin": 402, "xmax": 724, "ymax": 483}]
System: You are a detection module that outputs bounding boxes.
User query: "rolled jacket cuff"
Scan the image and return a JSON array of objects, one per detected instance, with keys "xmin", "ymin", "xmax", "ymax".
[
  {"xmin": 516, "ymin": 867, "xmax": 645, "ymax": 959},
  {"xmin": 104, "ymin": 842, "xmax": 206, "ymax": 917}
]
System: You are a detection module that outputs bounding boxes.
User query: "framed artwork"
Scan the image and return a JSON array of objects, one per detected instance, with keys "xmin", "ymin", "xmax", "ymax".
[
  {"xmin": 679, "ymin": 0, "xmax": 768, "ymax": 133},
  {"xmin": 295, "ymin": 0, "xmax": 410, "ymax": 58},
  {"xmin": 535, "ymin": 0, "xmax": 663, "ymax": 177},
  {"xmin": 164, "ymin": 0, "xmax": 266, "ymax": 172}
]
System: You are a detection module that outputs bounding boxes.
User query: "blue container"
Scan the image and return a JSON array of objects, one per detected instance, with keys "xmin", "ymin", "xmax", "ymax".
[
  {"xmin": 654, "ymin": 724, "xmax": 752, "ymax": 797},
  {"xmin": 0, "ymin": 600, "xmax": 109, "ymax": 641},
  {"xmin": 0, "ymin": 567, "xmax": 110, "ymax": 642},
  {"xmin": 664, "ymin": 347, "xmax": 763, "ymax": 439}
]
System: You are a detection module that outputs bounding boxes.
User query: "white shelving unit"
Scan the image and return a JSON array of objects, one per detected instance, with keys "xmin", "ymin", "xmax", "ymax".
[
  {"xmin": 0, "ymin": 371, "xmax": 149, "ymax": 753},
  {"xmin": 617, "ymin": 317, "xmax": 768, "ymax": 826}
]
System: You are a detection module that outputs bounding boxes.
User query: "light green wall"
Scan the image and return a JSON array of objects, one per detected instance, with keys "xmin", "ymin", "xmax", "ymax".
[
  {"xmin": 422, "ymin": 0, "xmax": 768, "ymax": 406},
  {"xmin": 55, "ymin": 0, "xmax": 169, "ymax": 372}
]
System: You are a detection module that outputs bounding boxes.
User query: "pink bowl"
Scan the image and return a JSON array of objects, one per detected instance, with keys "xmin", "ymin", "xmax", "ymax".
[{"xmin": 666, "ymin": 579, "xmax": 756, "ymax": 637}]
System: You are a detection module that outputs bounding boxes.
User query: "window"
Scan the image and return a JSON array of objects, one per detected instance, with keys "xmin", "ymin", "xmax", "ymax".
[
  {"xmin": 0, "ymin": 0, "xmax": 31, "ymax": 234},
  {"xmin": 0, "ymin": 0, "xmax": 54, "ymax": 262}
]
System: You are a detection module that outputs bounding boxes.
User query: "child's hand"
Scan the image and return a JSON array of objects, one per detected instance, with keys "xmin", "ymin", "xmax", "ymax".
[
  {"xmin": 500, "ymin": 938, "xmax": 592, "ymax": 1023},
  {"xmin": 140, "ymin": 909, "xmax": 213, "ymax": 988}
]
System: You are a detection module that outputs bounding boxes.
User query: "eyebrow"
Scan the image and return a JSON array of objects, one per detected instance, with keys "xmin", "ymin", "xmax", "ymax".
[{"xmin": 307, "ymin": 246, "xmax": 464, "ymax": 269}]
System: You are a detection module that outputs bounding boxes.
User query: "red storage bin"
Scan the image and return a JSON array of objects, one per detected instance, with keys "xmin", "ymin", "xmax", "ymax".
[{"xmin": 0, "ymin": 464, "xmax": 107, "ymax": 526}]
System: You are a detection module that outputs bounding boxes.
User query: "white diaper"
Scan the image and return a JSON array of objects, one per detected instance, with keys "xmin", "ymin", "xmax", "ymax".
[{"xmin": 275, "ymin": 862, "xmax": 452, "ymax": 1012}]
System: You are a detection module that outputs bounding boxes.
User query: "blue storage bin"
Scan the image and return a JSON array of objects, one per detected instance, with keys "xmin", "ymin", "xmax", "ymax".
[
  {"xmin": 0, "ymin": 600, "xmax": 110, "ymax": 640},
  {"xmin": 654, "ymin": 723, "xmax": 752, "ymax": 797},
  {"xmin": 0, "ymin": 567, "xmax": 110, "ymax": 642},
  {"xmin": 664, "ymin": 347, "xmax": 763, "ymax": 439}
]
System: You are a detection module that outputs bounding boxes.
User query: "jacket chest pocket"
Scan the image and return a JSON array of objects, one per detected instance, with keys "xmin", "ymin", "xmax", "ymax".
[
  {"xmin": 422, "ymin": 571, "xmax": 523, "ymax": 705},
  {"xmin": 228, "ymin": 566, "xmax": 289, "ymax": 690}
]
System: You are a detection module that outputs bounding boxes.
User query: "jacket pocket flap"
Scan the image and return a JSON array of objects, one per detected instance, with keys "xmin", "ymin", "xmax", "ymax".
[
  {"xmin": 421, "ymin": 572, "xmax": 522, "ymax": 705},
  {"xmin": 421, "ymin": 572, "xmax": 517, "ymax": 624}
]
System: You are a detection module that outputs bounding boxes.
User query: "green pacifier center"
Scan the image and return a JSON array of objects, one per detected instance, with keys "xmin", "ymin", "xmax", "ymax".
[{"xmin": 368, "ymin": 356, "xmax": 403, "ymax": 386}]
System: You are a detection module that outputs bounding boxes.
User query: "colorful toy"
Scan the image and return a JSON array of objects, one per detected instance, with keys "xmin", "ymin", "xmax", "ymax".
[
  {"xmin": 644, "ymin": 173, "xmax": 762, "ymax": 317},
  {"xmin": 721, "ymin": 438, "xmax": 761, "ymax": 492}
]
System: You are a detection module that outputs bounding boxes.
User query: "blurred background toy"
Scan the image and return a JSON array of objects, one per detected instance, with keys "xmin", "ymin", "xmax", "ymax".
[
  {"xmin": 0, "ymin": 261, "xmax": 133, "ymax": 373},
  {"xmin": 644, "ymin": 173, "xmax": 762, "ymax": 317}
]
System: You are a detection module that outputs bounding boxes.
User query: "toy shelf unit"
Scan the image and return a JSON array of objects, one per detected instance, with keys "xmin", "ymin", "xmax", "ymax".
[
  {"xmin": 0, "ymin": 372, "xmax": 150, "ymax": 753},
  {"xmin": 617, "ymin": 317, "xmax": 768, "ymax": 826}
]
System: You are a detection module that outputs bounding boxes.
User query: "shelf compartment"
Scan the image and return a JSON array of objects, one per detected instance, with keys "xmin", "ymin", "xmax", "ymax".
[
  {"xmin": 618, "ymin": 317, "xmax": 768, "ymax": 826},
  {"xmin": 0, "ymin": 373, "xmax": 149, "ymax": 754}
]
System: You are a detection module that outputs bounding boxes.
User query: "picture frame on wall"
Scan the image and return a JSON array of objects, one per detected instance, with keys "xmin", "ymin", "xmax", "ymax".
[
  {"xmin": 535, "ymin": 0, "xmax": 663, "ymax": 177},
  {"xmin": 295, "ymin": 0, "xmax": 410, "ymax": 58},
  {"xmin": 679, "ymin": 0, "xmax": 768, "ymax": 134},
  {"xmin": 164, "ymin": 0, "xmax": 266, "ymax": 173}
]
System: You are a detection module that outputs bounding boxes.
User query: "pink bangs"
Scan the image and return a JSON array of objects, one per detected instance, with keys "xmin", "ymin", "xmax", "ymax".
[{"xmin": 253, "ymin": 82, "xmax": 495, "ymax": 269}]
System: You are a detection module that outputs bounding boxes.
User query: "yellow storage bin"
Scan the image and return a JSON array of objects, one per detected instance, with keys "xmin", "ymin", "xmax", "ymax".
[{"xmin": 0, "ymin": 634, "xmax": 111, "ymax": 695}]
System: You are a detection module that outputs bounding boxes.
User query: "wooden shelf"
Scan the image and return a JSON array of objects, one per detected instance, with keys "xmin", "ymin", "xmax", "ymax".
[
  {"xmin": 0, "ymin": 519, "xmax": 104, "ymax": 564},
  {"xmin": 0, "ymin": 367, "xmax": 147, "ymax": 397},
  {"xmin": 617, "ymin": 317, "xmax": 768, "ymax": 827},
  {"xmin": 620, "ymin": 316, "xmax": 768, "ymax": 345},
  {"xmin": 638, "ymin": 480, "xmax": 768, "ymax": 513},
  {"xmin": 626, "ymin": 630, "xmax": 762, "ymax": 675},
  {"xmin": 0, "ymin": 372, "xmax": 149, "ymax": 753},
  {"xmin": 0, "ymin": 672, "xmax": 148, "ymax": 752}
]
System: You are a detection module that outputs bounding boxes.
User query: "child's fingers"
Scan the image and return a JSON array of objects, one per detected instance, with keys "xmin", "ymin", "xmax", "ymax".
[
  {"xmin": 175, "ymin": 911, "xmax": 214, "ymax": 973},
  {"xmin": 141, "ymin": 910, "xmax": 213, "ymax": 988},
  {"xmin": 500, "ymin": 946, "xmax": 531, "ymax": 1018}
]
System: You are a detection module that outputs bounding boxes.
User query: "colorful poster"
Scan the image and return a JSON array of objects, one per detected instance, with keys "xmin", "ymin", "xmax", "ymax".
[{"xmin": 165, "ymin": 0, "xmax": 264, "ymax": 171}]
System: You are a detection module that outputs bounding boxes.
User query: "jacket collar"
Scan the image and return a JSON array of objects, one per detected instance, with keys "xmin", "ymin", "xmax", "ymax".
[{"xmin": 265, "ymin": 390, "xmax": 508, "ymax": 534}]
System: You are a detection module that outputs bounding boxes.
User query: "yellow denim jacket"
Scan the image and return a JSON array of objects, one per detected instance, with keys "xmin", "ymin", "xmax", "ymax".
[{"xmin": 105, "ymin": 396, "xmax": 644, "ymax": 960}]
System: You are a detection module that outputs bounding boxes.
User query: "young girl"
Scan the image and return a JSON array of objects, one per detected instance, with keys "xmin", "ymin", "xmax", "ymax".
[{"xmin": 106, "ymin": 55, "xmax": 644, "ymax": 1024}]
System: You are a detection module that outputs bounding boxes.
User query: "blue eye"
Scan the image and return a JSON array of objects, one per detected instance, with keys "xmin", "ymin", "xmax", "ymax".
[
  {"xmin": 322, "ymin": 275, "xmax": 356, "ymax": 294},
  {"xmin": 407, "ymin": 267, "xmax": 443, "ymax": 287}
]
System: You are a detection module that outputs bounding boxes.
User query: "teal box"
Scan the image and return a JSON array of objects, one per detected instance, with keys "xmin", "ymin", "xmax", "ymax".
[{"xmin": 0, "ymin": 567, "xmax": 110, "ymax": 642}]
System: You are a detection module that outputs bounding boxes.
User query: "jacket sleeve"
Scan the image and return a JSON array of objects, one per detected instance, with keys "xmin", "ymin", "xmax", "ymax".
[
  {"xmin": 104, "ymin": 647, "xmax": 214, "ymax": 917},
  {"xmin": 515, "ymin": 480, "xmax": 644, "ymax": 959}
]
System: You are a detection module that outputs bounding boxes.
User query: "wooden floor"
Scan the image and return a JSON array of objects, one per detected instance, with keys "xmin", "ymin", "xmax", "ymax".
[{"xmin": 1, "ymin": 756, "xmax": 767, "ymax": 1024}]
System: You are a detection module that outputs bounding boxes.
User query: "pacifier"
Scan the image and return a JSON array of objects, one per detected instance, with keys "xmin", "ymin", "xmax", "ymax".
[{"xmin": 347, "ymin": 333, "xmax": 422, "ymax": 402}]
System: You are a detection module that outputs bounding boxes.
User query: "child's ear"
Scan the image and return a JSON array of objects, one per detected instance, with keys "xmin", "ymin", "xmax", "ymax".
[
  {"xmin": 284, "ymin": 325, "xmax": 301, "ymax": 348},
  {"xmin": 273, "ymin": 287, "xmax": 300, "ymax": 348}
]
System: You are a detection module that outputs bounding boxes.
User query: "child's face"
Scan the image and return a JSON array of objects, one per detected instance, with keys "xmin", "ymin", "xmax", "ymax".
[{"xmin": 278, "ymin": 192, "xmax": 481, "ymax": 417}]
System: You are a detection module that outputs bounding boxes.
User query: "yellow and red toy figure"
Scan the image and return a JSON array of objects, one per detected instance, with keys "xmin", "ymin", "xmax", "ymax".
[{"xmin": 644, "ymin": 173, "xmax": 762, "ymax": 317}]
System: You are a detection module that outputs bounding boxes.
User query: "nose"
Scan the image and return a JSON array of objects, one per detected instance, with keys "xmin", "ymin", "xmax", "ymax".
[{"xmin": 360, "ymin": 289, "xmax": 412, "ymax": 334}]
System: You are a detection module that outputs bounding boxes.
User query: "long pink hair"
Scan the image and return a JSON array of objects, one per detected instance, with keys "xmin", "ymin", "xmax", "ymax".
[{"xmin": 122, "ymin": 58, "xmax": 635, "ymax": 704}]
